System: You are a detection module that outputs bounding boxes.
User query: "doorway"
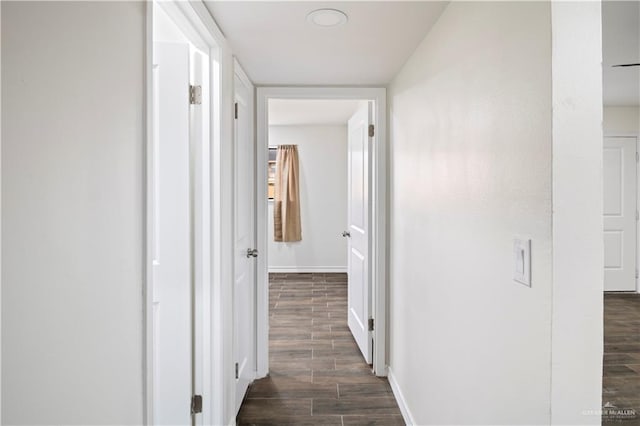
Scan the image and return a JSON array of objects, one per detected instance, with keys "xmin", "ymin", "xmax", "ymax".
[
  {"xmin": 149, "ymin": 3, "xmax": 212, "ymax": 424},
  {"xmin": 601, "ymin": 1, "xmax": 640, "ymax": 423},
  {"xmin": 255, "ymin": 88, "xmax": 388, "ymax": 379}
]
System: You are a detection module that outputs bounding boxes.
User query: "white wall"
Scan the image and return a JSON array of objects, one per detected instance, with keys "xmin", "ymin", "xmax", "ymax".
[
  {"xmin": 550, "ymin": 2, "xmax": 603, "ymax": 424},
  {"xmin": 604, "ymin": 106, "xmax": 640, "ymax": 135},
  {"xmin": 388, "ymin": 2, "xmax": 554, "ymax": 424},
  {"xmin": 268, "ymin": 125, "xmax": 348, "ymax": 272},
  {"xmin": 2, "ymin": 2, "xmax": 145, "ymax": 424},
  {"xmin": 388, "ymin": 2, "xmax": 604, "ymax": 424}
]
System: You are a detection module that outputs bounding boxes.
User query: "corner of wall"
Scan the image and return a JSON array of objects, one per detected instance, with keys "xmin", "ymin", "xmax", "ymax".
[{"xmin": 550, "ymin": 2, "xmax": 604, "ymax": 424}]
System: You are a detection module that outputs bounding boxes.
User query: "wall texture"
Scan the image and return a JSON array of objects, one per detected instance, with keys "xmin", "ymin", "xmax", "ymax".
[
  {"xmin": 2, "ymin": 2, "xmax": 145, "ymax": 424},
  {"xmin": 268, "ymin": 125, "xmax": 348, "ymax": 272},
  {"xmin": 388, "ymin": 2, "xmax": 554, "ymax": 424},
  {"xmin": 604, "ymin": 106, "xmax": 640, "ymax": 135}
]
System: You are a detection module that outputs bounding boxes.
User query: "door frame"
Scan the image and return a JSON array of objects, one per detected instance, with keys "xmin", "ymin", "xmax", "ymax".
[
  {"xmin": 232, "ymin": 60, "xmax": 257, "ymax": 413},
  {"xmin": 604, "ymin": 133, "xmax": 640, "ymax": 293},
  {"xmin": 145, "ymin": 2, "xmax": 235, "ymax": 425},
  {"xmin": 255, "ymin": 87, "xmax": 388, "ymax": 377}
]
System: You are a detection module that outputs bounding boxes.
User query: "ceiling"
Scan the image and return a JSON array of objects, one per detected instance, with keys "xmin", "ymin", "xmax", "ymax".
[
  {"xmin": 205, "ymin": 1, "xmax": 637, "ymax": 105},
  {"xmin": 269, "ymin": 99, "xmax": 361, "ymax": 125},
  {"xmin": 204, "ymin": 1, "xmax": 448, "ymax": 86},
  {"xmin": 603, "ymin": 1, "xmax": 640, "ymax": 106}
]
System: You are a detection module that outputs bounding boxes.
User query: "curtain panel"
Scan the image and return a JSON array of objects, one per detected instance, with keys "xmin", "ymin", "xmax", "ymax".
[{"xmin": 274, "ymin": 145, "xmax": 302, "ymax": 242}]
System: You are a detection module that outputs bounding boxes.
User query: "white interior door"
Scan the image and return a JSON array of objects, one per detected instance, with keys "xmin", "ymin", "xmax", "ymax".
[
  {"xmin": 604, "ymin": 136, "xmax": 637, "ymax": 292},
  {"xmin": 346, "ymin": 102, "xmax": 373, "ymax": 364},
  {"xmin": 233, "ymin": 73, "xmax": 256, "ymax": 413},
  {"xmin": 189, "ymin": 46, "xmax": 209, "ymax": 426},
  {"xmin": 152, "ymin": 41, "xmax": 192, "ymax": 425}
]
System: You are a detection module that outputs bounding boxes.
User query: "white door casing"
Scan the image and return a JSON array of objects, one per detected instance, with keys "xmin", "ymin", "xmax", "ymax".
[
  {"xmin": 255, "ymin": 87, "xmax": 387, "ymax": 379},
  {"xmin": 152, "ymin": 41, "xmax": 192, "ymax": 425},
  {"xmin": 233, "ymin": 72, "xmax": 256, "ymax": 414},
  {"xmin": 604, "ymin": 136, "xmax": 637, "ymax": 292},
  {"xmin": 347, "ymin": 102, "xmax": 373, "ymax": 364}
]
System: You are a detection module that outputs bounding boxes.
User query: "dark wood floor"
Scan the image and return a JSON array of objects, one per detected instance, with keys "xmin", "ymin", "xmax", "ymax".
[
  {"xmin": 237, "ymin": 273, "xmax": 404, "ymax": 426},
  {"xmin": 603, "ymin": 293, "xmax": 640, "ymax": 424}
]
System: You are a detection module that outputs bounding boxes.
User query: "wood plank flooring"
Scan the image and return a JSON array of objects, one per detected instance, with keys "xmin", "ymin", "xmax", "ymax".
[
  {"xmin": 237, "ymin": 273, "xmax": 404, "ymax": 426},
  {"xmin": 603, "ymin": 293, "xmax": 640, "ymax": 425}
]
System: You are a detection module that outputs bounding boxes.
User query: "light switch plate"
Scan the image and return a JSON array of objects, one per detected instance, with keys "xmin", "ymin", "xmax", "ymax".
[{"xmin": 513, "ymin": 238, "xmax": 531, "ymax": 287}]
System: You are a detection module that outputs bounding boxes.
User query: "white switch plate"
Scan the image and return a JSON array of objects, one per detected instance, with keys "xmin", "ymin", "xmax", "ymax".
[{"xmin": 513, "ymin": 238, "xmax": 531, "ymax": 287}]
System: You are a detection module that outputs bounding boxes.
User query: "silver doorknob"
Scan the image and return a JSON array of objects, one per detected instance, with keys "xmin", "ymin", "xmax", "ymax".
[
  {"xmin": 246, "ymin": 248, "xmax": 258, "ymax": 258},
  {"xmin": 342, "ymin": 231, "xmax": 351, "ymax": 238}
]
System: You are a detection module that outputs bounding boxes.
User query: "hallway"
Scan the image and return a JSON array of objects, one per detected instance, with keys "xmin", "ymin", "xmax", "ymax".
[{"xmin": 237, "ymin": 273, "xmax": 403, "ymax": 425}]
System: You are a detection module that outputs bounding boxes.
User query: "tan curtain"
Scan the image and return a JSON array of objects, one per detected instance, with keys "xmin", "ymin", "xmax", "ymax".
[{"xmin": 274, "ymin": 145, "xmax": 302, "ymax": 242}]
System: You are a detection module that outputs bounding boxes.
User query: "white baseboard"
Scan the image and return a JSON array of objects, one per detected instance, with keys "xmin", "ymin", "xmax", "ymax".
[
  {"xmin": 388, "ymin": 366, "xmax": 416, "ymax": 426},
  {"xmin": 268, "ymin": 266, "xmax": 347, "ymax": 273}
]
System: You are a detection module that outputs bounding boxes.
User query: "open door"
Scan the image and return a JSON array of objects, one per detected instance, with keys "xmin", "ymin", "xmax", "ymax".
[
  {"xmin": 233, "ymin": 73, "xmax": 256, "ymax": 413},
  {"xmin": 604, "ymin": 137, "xmax": 637, "ymax": 291},
  {"xmin": 346, "ymin": 102, "xmax": 373, "ymax": 364},
  {"xmin": 152, "ymin": 41, "xmax": 192, "ymax": 425}
]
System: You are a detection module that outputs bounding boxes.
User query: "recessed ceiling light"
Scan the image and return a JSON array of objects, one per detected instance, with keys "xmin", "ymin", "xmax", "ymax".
[{"xmin": 307, "ymin": 9, "xmax": 348, "ymax": 28}]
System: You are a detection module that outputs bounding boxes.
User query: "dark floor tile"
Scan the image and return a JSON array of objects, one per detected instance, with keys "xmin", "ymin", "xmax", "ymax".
[
  {"xmin": 339, "ymin": 383, "xmax": 394, "ymax": 398},
  {"xmin": 313, "ymin": 369, "xmax": 387, "ymax": 385},
  {"xmin": 239, "ymin": 273, "xmax": 402, "ymax": 425},
  {"xmin": 603, "ymin": 293, "xmax": 640, "ymax": 421},
  {"xmin": 604, "ymin": 353, "xmax": 640, "ymax": 365},
  {"xmin": 342, "ymin": 415, "xmax": 406, "ymax": 425},
  {"xmin": 313, "ymin": 397, "xmax": 402, "ymax": 416},
  {"xmin": 238, "ymin": 398, "xmax": 312, "ymax": 419},
  {"xmin": 604, "ymin": 365, "xmax": 640, "ymax": 378},
  {"xmin": 335, "ymin": 359, "xmax": 374, "ymax": 371},
  {"xmin": 238, "ymin": 416, "xmax": 343, "ymax": 426},
  {"xmin": 269, "ymin": 349, "xmax": 312, "ymax": 361},
  {"xmin": 248, "ymin": 377, "xmax": 338, "ymax": 399},
  {"xmin": 314, "ymin": 346, "xmax": 364, "ymax": 359}
]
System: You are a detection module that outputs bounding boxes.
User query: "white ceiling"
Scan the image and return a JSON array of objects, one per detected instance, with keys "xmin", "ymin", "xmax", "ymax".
[
  {"xmin": 603, "ymin": 1, "xmax": 640, "ymax": 106},
  {"xmin": 205, "ymin": 1, "xmax": 637, "ymax": 105},
  {"xmin": 269, "ymin": 99, "xmax": 361, "ymax": 125},
  {"xmin": 204, "ymin": 1, "xmax": 448, "ymax": 86}
]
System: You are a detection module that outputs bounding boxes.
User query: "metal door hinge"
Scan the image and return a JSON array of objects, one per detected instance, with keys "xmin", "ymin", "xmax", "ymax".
[
  {"xmin": 189, "ymin": 85, "xmax": 202, "ymax": 105},
  {"xmin": 235, "ymin": 362, "xmax": 239, "ymax": 379},
  {"xmin": 636, "ymin": 152, "xmax": 639, "ymax": 162},
  {"xmin": 368, "ymin": 318, "xmax": 374, "ymax": 331},
  {"xmin": 191, "ymin": 395, "xmax": 203, "ymax": 414},
  {"xmin": 368, "ymin": 124, "xmax": 375, "ymax": 138},
  {"xmin": 636, "ymin": 269, "xmax": 638, "ymax": 279},
  {"xmin": 234, "ymin": 102, "xmax": 238, "ymax": 119}
]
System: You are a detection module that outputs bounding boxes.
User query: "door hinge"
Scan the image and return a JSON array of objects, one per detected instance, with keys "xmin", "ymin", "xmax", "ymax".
[
  {"xmin": 636, "ymin": 152, "xmax": 639, "ymax": 162},
  {"xmin": 636, "ymin": 210, "xmax": 638, "ymax": 221},
  {"xmin": 368, "ymin": 318, "xmax": 374, "ymax": 332},
  {"xmin": 189, "ymin": 85, "xmax": 202, "ymax": 105},
  {"xmin": 190, "ymin": 395, "xmax": 203, "ymax": 415},
  {"xmin": 235, "ymin": 362, "xmax": 239, "ymax": 379},
  {"xmin": 234, "ymin": 102, "xmax": 238, "ymax": 119},
  {"xmin": 636, "ymin": 269, "xmax": 638, "ymax": 279},
  {"xmin": 368, "ymin": 124, "xmax": 375, "ymax": 138}
]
